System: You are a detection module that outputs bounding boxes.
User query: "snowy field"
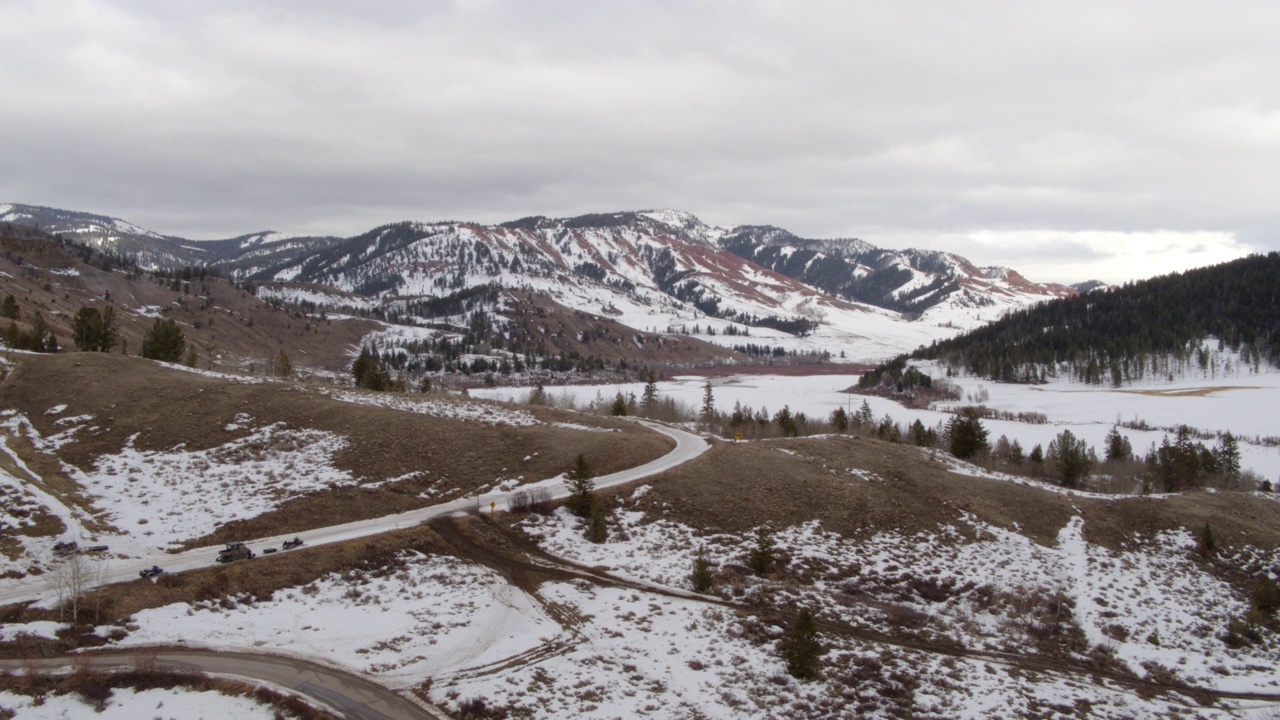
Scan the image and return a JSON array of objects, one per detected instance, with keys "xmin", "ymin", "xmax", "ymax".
[
  {"xmin": 0, "ymin": 686, "xmax": 278, "ymax": 719},
  {"xmin": 68, "ymin": 503, "xmax": 1279, "ymax": 718},
  {"xmin": 473, "ymin": 359, "xmax": 1280, "ymax": 481}
]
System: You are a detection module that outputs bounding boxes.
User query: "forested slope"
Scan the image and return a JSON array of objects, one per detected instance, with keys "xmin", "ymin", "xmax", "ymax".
[{"xmin": 866, "ymin": 252, "xmax": 1280, "ymax": 386}]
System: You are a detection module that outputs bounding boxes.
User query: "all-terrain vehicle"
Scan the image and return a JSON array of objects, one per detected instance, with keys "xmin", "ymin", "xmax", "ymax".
[
  {"xmin": 216, "ymin": 542, "xmax": 254, "ymax": 563},
  {"xmin": 139, "ymin": 566, "xmax": 164, "ymax": 579},
  {"xmin": 282, "ymin": 537, "xmax": 304, "ymax": 550},
  {"xmin": 53, "ymin": 541, "xmax": 78, "ymax": 556}
]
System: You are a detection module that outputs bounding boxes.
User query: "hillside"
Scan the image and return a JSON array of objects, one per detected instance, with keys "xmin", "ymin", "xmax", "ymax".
[
  {"xmin": 2, "ymin": 204, "xmax": 1082, "ymax": 366},
  {"xmin": 862, "ymin": 252, "xmax": 1280, "ymax": 387},
  {"xmin": 0, "ymin": 351, "xmax": 672, "ymax": 574}
]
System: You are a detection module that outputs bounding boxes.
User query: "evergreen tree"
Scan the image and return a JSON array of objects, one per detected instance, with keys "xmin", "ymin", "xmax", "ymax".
[
  {"xmin": 100, "ymin": 305, "xmax": 118, "ymax": 352},
  {"xmin": 27, "ymin": 312, "xmax": 48, "ymax": 352},
  {"xmin": 854, "ymin": 399, "xmax": 874, "ymax": 428},
  {"xmin": 183, "ymin": 345, "xmax": 198, "ymax": 368},
  {"xmin": 1217, "ymin": 433, "xmax": 1241, "ymax": 483},
  {"xmin": 1047, "ymin": 429, "xmax": 1093, "ymax": 487},
  {"xmin": 565, "ymin": 453, "xmax": 595, "ymax": 517},
  {"xmin": 774, "ymin": 405, "xmax": 797, "ymax": 436},
  {"xmin": 1104, "ymin": 426, "xmax": 1133, "ymax": 463},
  {"xmin": 780, "ymin": 608, "xmax": 822, "ymax": 680},
  {"xmin": 642, "ymin": 373, "xmax": 658, "ymax": 409},
  {"xmin": 690, "ymin": 546, "xmax": 713, "ymax": 593},
  {"xmin": 947, "ymin": 408, "xmax": 989, "ymax": 460},
  {"xmin": 584, "ymin": 502, "xmax": 608, "ymax": 543},
  {"xmin": 72, "ymin": 307, "xmax": 106, "ymax": 351},
  {"xmin": 276, "ymin": 349, "xmax": 292, "ymax": 377},
  {"xmin": 0, "ymin": 293, "xmax": 17, "ymax": 320},
  {"xmin": 700, "ymin": 381, "xmax": 716, "ymax": 422},
  {"xmin": 1253, "ymin": 575, "xmax": 1280, "ymax": 616},
  {"xmin": 830, "ymin": 406, "xmax": 849, "ymax": 432},
  {"xmin": 141, "ymin": 317, "xmax": 186, "ymax": 362},
  {"xmin": 747, "ymin": 526, "xmax": 774, "ymax": 576},
  {"xmin": 1198, "ymin": 522, "xmax": 1216, "ymax": 557},
  {"xmin": 352, "ymin": 345, "xmax": 391, "ymax": 390},
  {"xmin": 611, "ymin": 392, "xmax": 627, "ymax": 416}
]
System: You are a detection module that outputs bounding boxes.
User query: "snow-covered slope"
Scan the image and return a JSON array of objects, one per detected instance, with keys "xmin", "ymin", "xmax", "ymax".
[{"xmin": 3, "ymin": 204, "xmax": 1081, "ymax": 362}]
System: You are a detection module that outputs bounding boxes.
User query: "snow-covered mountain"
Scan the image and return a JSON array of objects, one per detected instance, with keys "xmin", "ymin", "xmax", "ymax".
[{"xmin": 2, "ymin": 204, "xmax": 1082, "ymax": 361}]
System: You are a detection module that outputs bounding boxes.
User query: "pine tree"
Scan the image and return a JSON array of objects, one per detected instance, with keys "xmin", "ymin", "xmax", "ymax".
[
  {"xmin": 642, "ymin": 373, "xmax": 658, "ymax": 409},
  {"xmin": 830, "ymin": 406, "xmax": 849, "ymax": 432},
  {"xmin": 72, "ymin": 307, "xmax": 104, "ymax": 351},
  {"xmin": 584, "ymin": 502, "xmax": 608, "ymax": 543},
  {"xmin": 141, "ymin": 317, "xmax": 186, "ymax": 362},
  {"xmin": 0, "ymin": 293, "xmax": 17, "ymax": 319},
  {"xmin": 774, "ymin": 405, "xmax": 797, "ymax": 436},
  {"xmin": 690, "ymin": 546, "xmax": 713, "ymax": 593},
  {"xmin": 1198, "ymin": 522, "xmax": 1216, "ymax": 557},
  {"xmin": 780, "ymin": 608, "xmax": 822, "ymax": 680},
  {"xmin": 700, "ymin": 381, "xmax": 716, "ymax": 422},
  {"xmin": 1217, "ymin": 433, "xmax": 1241, "ymax": 483},
  {"xmin": 611, "ymin": 392, "xmax": 627, "ymax": 416},
  {"xmin": 565, "ymin": 453, "xmax": 595, "ymax": 517},
  {"xmin": 854, "ymin": 399, "xmax": 874, "ymax": 428},
  {"xmin": 1253, "ymin": 575, "xmax": 1280, "ymax": 616},
  {"xmin": 1104, "ymin": 426, "xmax": 1133, "ymax": 463},
  {"xmin": 947, "ymin": 408, "xmax": 989, "ymax": 460},
  {"xmin": 748, "ymin": 526, "xmax": 774, "ymax": 576},
  {"xmin": 1047, "ymin": 429, "xmax": 1093, "ymax": 488},
  {"xmin": 276, "ymin": 349, "xmax": 292, "ymax": 377}
]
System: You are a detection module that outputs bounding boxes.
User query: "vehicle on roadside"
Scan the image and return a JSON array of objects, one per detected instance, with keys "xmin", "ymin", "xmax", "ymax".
[
  {"xmin": 216, "ymin": 542, "xmax": 254, "ymax": 563},
  {"xmin": 139, "ymin": 566, "xmax": 164, "ymax": 579},
  {"xmin": 53, "ymin": 541, "xmax": 78, "ymax": 556},
  {"xmin": 283, "ymin": 537, "xmax": 304, "ymax": 550}
]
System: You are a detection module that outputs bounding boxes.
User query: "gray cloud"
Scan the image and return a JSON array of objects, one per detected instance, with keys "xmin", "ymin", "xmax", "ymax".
[{"xmin": 2, "ymin": 1, "xmax": 1278, "ymax": 284}]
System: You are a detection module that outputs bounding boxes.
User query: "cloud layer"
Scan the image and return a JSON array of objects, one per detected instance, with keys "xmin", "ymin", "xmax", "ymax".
[{"xmin": 2, "ymin": 1, "xmax": 1277, "ymax": 284}]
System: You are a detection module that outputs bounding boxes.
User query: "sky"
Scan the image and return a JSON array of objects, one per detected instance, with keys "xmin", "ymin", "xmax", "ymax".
[{"xmin": 2, "ymin": 1, "xmax": 1278, "ymax": 285}]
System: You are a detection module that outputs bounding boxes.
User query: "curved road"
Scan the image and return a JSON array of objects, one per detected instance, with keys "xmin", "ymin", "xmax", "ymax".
[
  {"xmin": 0, "ymin": 420, "xmax": 709, "ymax": 719},
  {"xmin": 0, "ymin": 649, "xmax": 446, "ymax": 720},
  {"xmin": 0, "ymin": 420, "xmax": 709, "ymax": 608}
]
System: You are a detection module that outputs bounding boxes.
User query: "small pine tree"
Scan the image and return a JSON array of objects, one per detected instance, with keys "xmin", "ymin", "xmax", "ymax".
[
  {"xmin": 0, "ymin": 293, "xmax": 17, "ymax": 319},
  {"xmin": 184, "ymin": 345, "xmax": 198, "ymax": 368},
  {"xmin": 748, "ymin": 526, "xmax": 774, "ymax": 576},
  {"xmin": 584, "ymin": 501, "xmax": 608, "ymax": 543},
  {"xmin": 642, "ymin": 374, "xmax": 658, "ymax": 409},
  {"xmin": 690, "ymin": 546, "xmax": 713, "ymax": 593},
  {"xmin": 700, "ymin": 381, "xmax": 716, "ymax": 423},
  {"xmin": 565, "ymin": 454, "xmax": 595, "ymax": 517},
  {"xmin": 1197, "ymin": 522, "xmax": 1216, "ymax": 557},
  {"xmin": 830, "ymin": 406, "xmax": 849, "ymax": 432},
  {"xmin": 276, "ymin": 349, "xmax": 292, "ymax": 377},
  {"xmin": 1253, "ymin": 575, "xmax": 1280, "ymax": 616},
  {"xmin": 142, "ymin": 317, "xmax": 186, "ymax": 362},
  {"xmin": 854, "ymin": 399, "xmax": 874, "ymax": 428},
  {"xmin": 780, "ymin": 608, "xmax": 822, "ymax": 680},
  {"xmin": 611, "ymin": 392, "xmax": 627, "ymax": 416}
]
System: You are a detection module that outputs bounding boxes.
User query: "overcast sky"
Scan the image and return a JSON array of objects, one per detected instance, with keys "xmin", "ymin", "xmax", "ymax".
[{"xmin": 3, "ymin": 1, "xmax": 1278, "ymax": 284}]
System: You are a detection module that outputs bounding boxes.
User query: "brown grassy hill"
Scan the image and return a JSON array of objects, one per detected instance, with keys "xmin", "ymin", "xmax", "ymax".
[
  {"xmin": 612, "ymin": 435, "xmax": 1280, "ymax": 554},
  {"xmin": 0, "ymin": 226, "xmax": 379, "ymax": 374},
  {"xmin": 0, "ymin": 352, "xmax": 671, "ymax": 547}
]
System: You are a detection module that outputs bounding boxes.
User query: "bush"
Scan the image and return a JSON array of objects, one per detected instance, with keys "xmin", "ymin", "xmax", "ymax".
[
  {"xmin": 141, "ymin": 318, "xmax": 185, "ymax": 362},
  {"xmin": 748, "ymin": 526, "xmax": 774, "ymax": 576}
]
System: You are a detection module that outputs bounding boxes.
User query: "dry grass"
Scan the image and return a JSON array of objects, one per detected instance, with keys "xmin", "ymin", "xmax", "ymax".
[
  {"xmin": 1118, "ymin": 386, "xmax": 1260, "ymax": 398},
  {"xmin": 608, "ymin": 434, "xmax": 1280, "ymax": 554},
  {"xmin": 0, "ymin": 352, "xmax": 671, "ymax": 546}
]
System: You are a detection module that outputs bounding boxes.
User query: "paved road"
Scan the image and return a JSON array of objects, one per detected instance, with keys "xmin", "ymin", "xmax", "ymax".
[
  {"xmin": 0, "ymin": 419, "xmax": 709, "ymax": 608},
  {"xmin": 0, "ymin": 648, "xmax": 447, "ymax": 720}
]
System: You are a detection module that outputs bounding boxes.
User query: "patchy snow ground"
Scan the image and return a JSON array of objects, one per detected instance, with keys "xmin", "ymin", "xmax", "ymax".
[
  {"xmin": 0, "ymin": 687, "xmax": 277, "ymax": 719},
  {"xmin": 318, "ymin": 388, "xmax": 539, "ymax": 426},
  {"xmin": 519, "ymin": 495, "xmax": 1280, "ymax": 704},
  {"xmin": 63, "ymin": 422, "xmax": 353, "ymax": 553}
]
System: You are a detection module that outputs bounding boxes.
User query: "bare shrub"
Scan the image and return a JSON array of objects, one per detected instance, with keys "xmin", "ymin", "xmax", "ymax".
[
  {"xmin": 527, "ymin": 487, "xmax": 552, "ymax": 515},
  {"xmin": 508, "ymin": 490, "xmax": 531, "ymax": 513}
]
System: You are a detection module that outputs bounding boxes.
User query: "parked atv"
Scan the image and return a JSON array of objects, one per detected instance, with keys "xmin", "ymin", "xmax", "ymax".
[
  {"xmin": 139, "ymin": 566, "xmax": 164, "ymax": 579},
  {"xmin": 282, "ymin": 537, "xmax": 304, "ymax": 550}
]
